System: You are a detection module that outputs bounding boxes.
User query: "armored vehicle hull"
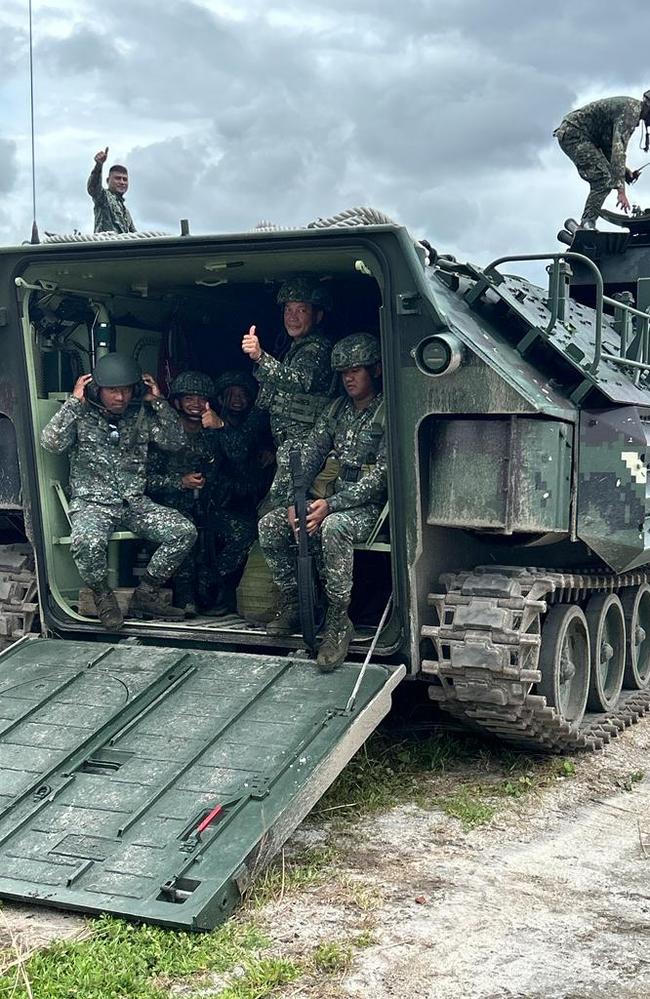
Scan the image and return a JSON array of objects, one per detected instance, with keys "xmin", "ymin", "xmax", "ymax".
[{"xmin": 1, "ymin": 213, "xmax": 650, "ymax": 926}]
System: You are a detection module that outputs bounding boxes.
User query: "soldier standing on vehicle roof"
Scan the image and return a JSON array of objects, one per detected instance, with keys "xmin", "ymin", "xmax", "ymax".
[
  {"xmin": 259, "ymin": 333, "xmax": 386, "ymax": 673},
  {"xmin": 41, "ymin": 353, "xmax": 196, "ymax": 631},
  {"xmin": 147, "ymin": 371, "xmax": 224, "ymax": 615},
  {"xmin": 87, "ymin": 147, "xmax": 136, "ymax": 234},
  {"xmin": 554, "ymin": 91, "xmax": 650, "ymax": 229},
  {"xmin": 241, "ymin": 276, "xmax": 333, "ymax": 448}
]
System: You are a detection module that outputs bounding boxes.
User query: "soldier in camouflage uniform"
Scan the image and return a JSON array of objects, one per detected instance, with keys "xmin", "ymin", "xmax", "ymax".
[
  {"xmin": 41, "ymin": 353, "xmax": 195, "ymax": 631},
  {"xmin": 207, "ymin": 370, "xmax": 275, "ymax": 611},
  {"xmin": 241, "ymin": 276, "xmax": 333, "ymax": 448},
  {"xmin": 259, "ymin": 333, "xmax": 386, "ymax": 672},
  {"xmin": 147, "ymin": 371, "xmax": 223, "ymax": 613},
  {"xmin": 87, "ymin": 147, "xmax": 136, "ymax": 234},
  {"xmin": 554, "ymin": 92, "xmax": 650, "ymax": 228}
]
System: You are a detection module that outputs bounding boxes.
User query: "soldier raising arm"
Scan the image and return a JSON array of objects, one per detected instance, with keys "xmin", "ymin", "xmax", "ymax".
[
  {"xmin": 87, "ymin": 146, "xmax": 136, "ymax": 234},
  {"xmin": 41, "ymin": 354, "xmax": 195, "ymax": 631},
  {"xmin": 241, "ymin": 276, "xmax": 333, "ymax": 448}
]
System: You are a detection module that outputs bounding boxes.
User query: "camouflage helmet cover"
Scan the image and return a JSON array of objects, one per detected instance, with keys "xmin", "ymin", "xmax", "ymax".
[
  {"xmin": 213, "ymin": 369, "xmax": 257, "ymax": 399},
  {"xmin": 276, "ymin": 275, "xmax": 333, "ymax": 311},
  {"xmin": 169, "ymin": 370, "xmax": 215, "ymax": 399},
  {"xmin": 93, "ymin": 352, "xmax": 142, "ymax": 387},
  {"xmin": 331, "ymin": 333, "xmax": 381, "ymax": 371}
]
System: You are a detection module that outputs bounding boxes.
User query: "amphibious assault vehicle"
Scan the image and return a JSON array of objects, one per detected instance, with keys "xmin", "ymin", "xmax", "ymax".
[{"xmin": 1, "ymin": 207, "xmax": 650, "ymax": 929}]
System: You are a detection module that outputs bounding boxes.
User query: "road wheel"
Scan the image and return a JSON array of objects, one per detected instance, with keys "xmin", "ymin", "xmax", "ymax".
[
  {"xmin": 538, "ymin": 604, "xmax": 590, "ymax": 728},
  {"xmin": 621, "ymin": 585, "xmax": 650, "ymax": 690},
  {"xmin": 585, "ymin": 594, "xmax": 625, "ymax": 712}
]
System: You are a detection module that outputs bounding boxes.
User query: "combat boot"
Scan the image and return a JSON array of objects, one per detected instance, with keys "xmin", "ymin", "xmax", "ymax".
[
  {"xmin": 316, "ymin": 600, "xmax": 354, "ymax": 673},
  {"xmin": 128, "ymin": 574, "xmax": 186, "ymax": 621},
  {"xmin": 266, "ymin": 589, "xmax": 300, "ymax": 637},
  {"xmin": 92, "ymin": 586, "xmax": 124, "ymax": 631}
]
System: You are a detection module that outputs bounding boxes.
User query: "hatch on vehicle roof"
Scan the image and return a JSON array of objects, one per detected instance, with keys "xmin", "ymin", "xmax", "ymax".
[{"xmin": 0, "ymin": 638, "xmax": 404, "ymax": 930}]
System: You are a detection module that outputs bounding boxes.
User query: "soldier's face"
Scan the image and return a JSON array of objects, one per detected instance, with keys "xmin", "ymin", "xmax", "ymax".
[
  {"xmin": 107, "ymin": 170, "xmax": 129, "ymax": 194},
  {"xmin": 176, "ymin": 394, "xmax": 209, "ymax": 421},
  {"xmin": 341, "ymin": 365, "xmax": 376, "ymax": 404},
  {"xmin": 283, "ymin": 302, "xmax": 322, "ymax": 339},
  {"xmin": 221, "ymin": 385, "xmax": 251, "ymax": 413},
  {"xmin": 99, "ymin": 384, "xmax": 134, "ymax": 414}
]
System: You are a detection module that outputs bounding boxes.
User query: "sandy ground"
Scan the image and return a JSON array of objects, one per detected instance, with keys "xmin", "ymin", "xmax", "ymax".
[{"xmin": 3, "ymin": 721, "xmax": 650, "ymax": 998}]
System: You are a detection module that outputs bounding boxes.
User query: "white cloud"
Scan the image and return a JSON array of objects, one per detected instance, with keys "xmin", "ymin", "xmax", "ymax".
[{"xmin": 2, "ymin": 0, "xmax": 650, "ymax": 260}]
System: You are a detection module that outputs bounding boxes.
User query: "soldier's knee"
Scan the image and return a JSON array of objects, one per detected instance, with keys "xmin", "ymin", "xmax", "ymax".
[
  {"xmin": 321, "ymin": 513, "xmax": 351, "ymax": 545},
  {"xmin": 71, "ymin": 532, "xmax": 106, "ymax": 562}
]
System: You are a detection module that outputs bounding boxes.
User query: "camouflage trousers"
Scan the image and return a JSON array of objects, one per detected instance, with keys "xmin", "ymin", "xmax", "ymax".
[
  {"xmin": 556, "ymin": 126, "xmax": 614, "ymax": 224},
  {"xmin": 70, "ymin": 498, "xmax": 197, "ymax": 590},
  {"xmin": 258, "ymin": 504, "xmax": 380, "ymax": 603},
  {"xmin": 174, "ymin": 507, "xmax": 257, "ymax": 606}
]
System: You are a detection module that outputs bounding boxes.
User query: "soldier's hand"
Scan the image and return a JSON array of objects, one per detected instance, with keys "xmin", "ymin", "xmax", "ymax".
[
  {"xmin": 72, "ymin": 373, "xmax": 93, "ymax": 401},
  {"xmin": 242, "ymin": 325, "xmax": 262, "ymax": 362},
  {"xmin": 94, "ymin": 147, "xmax": 108, "ymax": 165},
  {"xmin": 201, "ymin": 402, "xmax": 224, "ymax": 429},
  {"xmin": 305, "ymin": 498, "xmax": 329, "ymax": 535},
  {"xmin": 617, "ymin": 186, "xmax": 631, "ymax": 213},
  {"xmin": 287, "ymin": 504, "xmax": 298, "ymax": 537},
  {"xmin": 141, "ymin": 373, "xmax": 161, "ymax": 401},
  {"xmin": 182, "ymin": 472, "xmax": 205, "ymax": 490},
  {"xmin": 626, "ymin": 167, "xmax": 640, "ymax": 184}
]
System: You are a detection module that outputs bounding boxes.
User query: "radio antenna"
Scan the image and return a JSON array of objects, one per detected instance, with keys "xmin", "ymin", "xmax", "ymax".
[{"xmin": 28, "ymin": 0, "xmax": 39, "ymax": 244}]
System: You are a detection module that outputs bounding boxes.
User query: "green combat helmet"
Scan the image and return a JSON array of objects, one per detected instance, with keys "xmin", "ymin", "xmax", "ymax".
[
  {"xmin": 93, "ymin": 352, "xmax": 142, "ymax": 387},
  {"xmin": 213, "ymin": 370, "xmax": 257, "ymax": 399},
  {"xmin": 169, "ymin": 371, "xmax": 215, "ymax": 399},
  {"xmin": 331, "ymin": 333, "xmax": 381, "ymax": 370},
  {"xmin": 276, "ymin": 275, "xmax": 333, "ymax": 311}
]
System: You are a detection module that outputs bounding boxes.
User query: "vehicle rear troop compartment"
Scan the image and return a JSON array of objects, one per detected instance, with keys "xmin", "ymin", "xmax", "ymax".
[{"xmin": 15, "ymin": 239, "xmax": 396, "ymax": 651}]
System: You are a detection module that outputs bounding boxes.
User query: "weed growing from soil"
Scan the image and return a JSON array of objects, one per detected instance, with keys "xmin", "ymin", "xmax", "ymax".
[
  {"xmin": 246, "ymin": 846, "xmax": 338, "ymax": 907},
  {"xmin": 311, "ymin": 940, "xmax": 354, "ymax": 974}
]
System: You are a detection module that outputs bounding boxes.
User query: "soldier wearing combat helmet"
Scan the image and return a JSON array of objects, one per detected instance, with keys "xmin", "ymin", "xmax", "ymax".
[
  {"xmin": 147, "ymin": 370, "xmax": 224, "ymax": 613},
  {"xmin": 554, "ymin": 90, "xmax": 650, "ymax": 229},
  {"xmin": 259, "ymin": 332, "xmax": 386, "ymax": 672},
  {"xmin": 40, "ymin": 353, "xmax": 196, "ymax": 630},
  {"xmin": 241, "ymin": 275, "xmax": 334, "ymax": 448}
]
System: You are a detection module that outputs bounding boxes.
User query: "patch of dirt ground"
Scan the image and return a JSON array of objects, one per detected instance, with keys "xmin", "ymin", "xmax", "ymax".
[{"xmin": 4, "ymin": 722, "xmax": 650, "ymax": 998}]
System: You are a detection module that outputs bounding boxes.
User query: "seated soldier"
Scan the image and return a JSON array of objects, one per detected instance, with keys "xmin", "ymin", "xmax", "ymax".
[
  {"xmin": 40, "ymin": 353, "xmax": 196, "ymax": 630},
  {"xmin": 147, "ymin": 370, "xmax": 224, "ymax": 613},
  {"xmin": 258, "ymin": 333, "xmax": 385, "ymax": 671},
  {"xmin": 208, "ymin": 370, "xmax": 275, "ymax": 612}
]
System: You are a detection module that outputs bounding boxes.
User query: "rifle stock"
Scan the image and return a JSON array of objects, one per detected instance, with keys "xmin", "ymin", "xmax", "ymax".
[{"xmin": 289, "ymin": 446, "xmax": 317, "ymax": 652}]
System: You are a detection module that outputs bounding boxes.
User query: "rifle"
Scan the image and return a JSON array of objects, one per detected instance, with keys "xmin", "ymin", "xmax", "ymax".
[{"xmin": 289, "ymin": 446, "xmax": 317, "ymax": 653}]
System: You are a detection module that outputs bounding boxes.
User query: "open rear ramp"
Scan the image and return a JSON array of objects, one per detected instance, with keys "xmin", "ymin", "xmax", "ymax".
[{"xmin": 0, "ymin": 638, "xmax": 404, "ymax": 930}]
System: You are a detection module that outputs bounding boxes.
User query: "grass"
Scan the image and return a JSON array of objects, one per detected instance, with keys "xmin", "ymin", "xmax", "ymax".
[
  {"xmin": 310, "ymin": 941, "xmax": 354, "ymax": 974},
  {"xmin": 315, "ymin": 730, "xmax": 580, "ymax": 829},
  {"xmin": 246, "ymin": 846, "xmax": 338, "ymax": 907},
  {"xmin": 0, "ymin": 914, "xmax": 297, "ymax": 999}
]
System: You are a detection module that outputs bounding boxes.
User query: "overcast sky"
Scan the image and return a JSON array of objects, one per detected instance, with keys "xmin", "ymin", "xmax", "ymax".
[{"xmin": 2, "ymin": 0, "xmax": 650, "ymax": 266}]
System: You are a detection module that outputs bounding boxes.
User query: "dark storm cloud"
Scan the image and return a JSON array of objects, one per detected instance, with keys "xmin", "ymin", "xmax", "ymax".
[{"xmin": 38, "ymin": 26, "xmax": 121, "ymax": 74}]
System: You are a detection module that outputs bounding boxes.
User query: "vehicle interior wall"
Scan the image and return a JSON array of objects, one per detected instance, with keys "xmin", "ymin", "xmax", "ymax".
[{"xmin": 18, "ymin": 247, "xmax": 394, "ymax": 644}]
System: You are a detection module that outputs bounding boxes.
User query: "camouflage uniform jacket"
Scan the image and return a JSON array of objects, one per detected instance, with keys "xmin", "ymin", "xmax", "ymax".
[
  {"xmin": 211, "ymin": 408, "xmax": 272, "ymax": 510},
  {"xmin": 555, "ymin": 97, "xmax": 642, "ymax": 188},
  {"xmin": 255, "ymin": 330, "xmax": 332, "ymax": 444},
  {"xmin": 41, "ymin": 396, "xmax": 184, "ymax": 511},
  {"xmin": 147, "ymin": 425, "xmax": 222, "ymax": 516},
  {"xmin": 274, "ymin": 393, "xmax": 386, "ymax": 511},
  {"xmin": 87, "ymin": 165, "xmax": 136, "ymax": 234}
]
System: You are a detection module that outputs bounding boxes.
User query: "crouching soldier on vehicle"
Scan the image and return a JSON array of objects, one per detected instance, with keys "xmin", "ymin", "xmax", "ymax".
[
  {"xmin": 241, "ymin": 275, "xmax": 334, "ymax": 449},
  {"xmin": 258, "ymin": 333, "xmax": 385, "ymax": 672},
  {"xmin": 41, "ymin": 353, "xmax": 196, "ymax": 630},
  {"xmin": 147, "ymin": 370, "xmax": 224, "ymax": 614}
]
